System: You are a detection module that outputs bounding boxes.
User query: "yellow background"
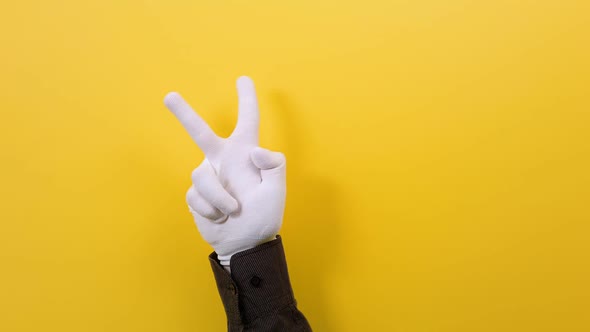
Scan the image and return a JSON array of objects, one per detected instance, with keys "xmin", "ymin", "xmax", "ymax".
[{"xmin": 1, "ymin": 1, "xmax": 589, "ymax": 331}]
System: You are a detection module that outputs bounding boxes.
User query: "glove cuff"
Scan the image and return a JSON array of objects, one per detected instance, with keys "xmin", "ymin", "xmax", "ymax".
[{"xmin": 215, "ymin": 235, "xmax": 278, "ymax": 267}]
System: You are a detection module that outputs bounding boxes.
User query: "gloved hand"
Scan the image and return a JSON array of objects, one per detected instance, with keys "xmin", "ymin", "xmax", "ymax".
[{"xmin": 164, "ymin": 76, "xmax": 286, "ymax": 268}]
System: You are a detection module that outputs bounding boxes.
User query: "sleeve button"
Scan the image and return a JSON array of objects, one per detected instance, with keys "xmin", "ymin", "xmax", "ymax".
[{"xmin": 250, "ymin": 276, "xmax": 262, "ymax": 287}]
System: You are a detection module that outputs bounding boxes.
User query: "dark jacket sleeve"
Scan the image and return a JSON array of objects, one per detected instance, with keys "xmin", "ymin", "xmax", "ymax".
[{"xmin": 208, "ymin": 235, "xmax": 312, "ymax": 332}]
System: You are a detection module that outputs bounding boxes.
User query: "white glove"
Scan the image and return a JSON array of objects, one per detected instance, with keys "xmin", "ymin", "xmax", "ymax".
[{"xmin": 164, "ymin": 76, "xmax": 286, "ymax": 267}]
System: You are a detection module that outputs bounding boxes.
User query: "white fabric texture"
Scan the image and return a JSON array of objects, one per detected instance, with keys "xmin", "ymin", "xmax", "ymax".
[{"xmin": 164, "ymin": 76, "xmax": 286, "ymax": 267}]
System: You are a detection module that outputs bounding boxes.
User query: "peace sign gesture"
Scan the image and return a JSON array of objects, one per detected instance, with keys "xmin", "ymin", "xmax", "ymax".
[{"xmin": 164, "ymin": 77, "xmax": 286, "ymax": 267}]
